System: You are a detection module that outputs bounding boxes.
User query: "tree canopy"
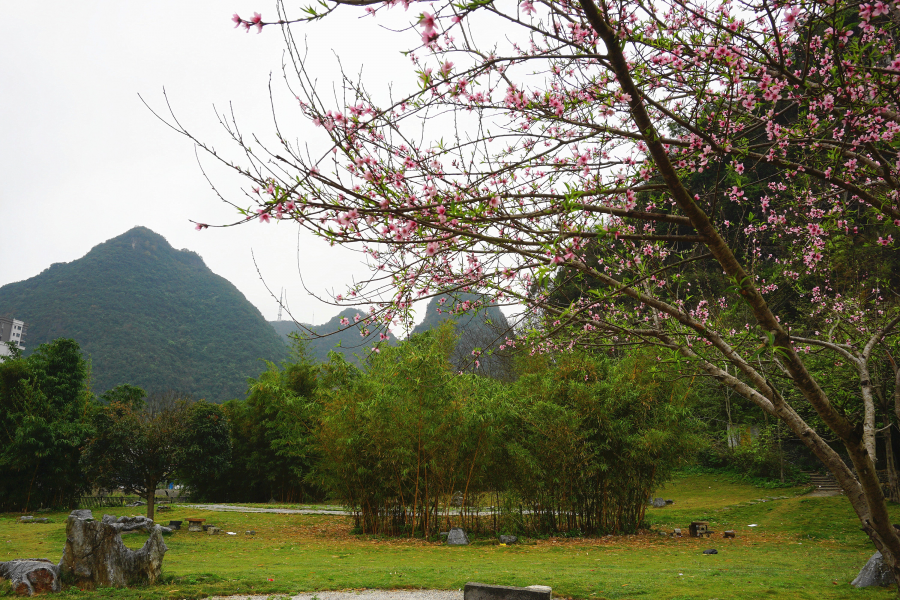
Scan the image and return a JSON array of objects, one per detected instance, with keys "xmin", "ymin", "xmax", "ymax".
[{"xmin": 176, "ymin": 0, "xmax": 900, "ymax": 581}]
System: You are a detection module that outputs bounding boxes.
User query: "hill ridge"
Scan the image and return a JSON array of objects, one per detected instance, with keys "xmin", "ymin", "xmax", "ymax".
[{"xmin": 0, "ymin": 226, "xmax": 287, "ymax": 401}]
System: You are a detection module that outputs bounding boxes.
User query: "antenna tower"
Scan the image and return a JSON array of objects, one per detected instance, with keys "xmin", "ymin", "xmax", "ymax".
[{"xmin": 277, "ymin": 288, "xmax": 284, "ymax": 321}]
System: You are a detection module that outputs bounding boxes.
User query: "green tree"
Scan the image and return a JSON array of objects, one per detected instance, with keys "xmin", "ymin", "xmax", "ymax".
[
  {"xmin": 83, "ymin": 389, "xmax": 189, "ymax": 520},
  {"xmin": 504, "ymin": 350, "xmax": 702, "ymax": 534},
  {"xmin": 0, "ymin": 338, "xmax": 93, "ymax": 511},
  {"xmin": 176, "ymin": 400, "xmax": 233, "ymax": 501},
  {"xmin": 220, "ymin": 340, "xmax": 322, "ymax": 503}
]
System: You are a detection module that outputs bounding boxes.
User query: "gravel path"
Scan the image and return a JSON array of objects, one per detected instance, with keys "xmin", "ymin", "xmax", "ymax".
[
  {"xmin": 181, "ymin": 504, "xmax": 353, "ymax": 515},
  {"xmin": 208, "ymin": 590, "xmax": 463, "ymax": 600}
]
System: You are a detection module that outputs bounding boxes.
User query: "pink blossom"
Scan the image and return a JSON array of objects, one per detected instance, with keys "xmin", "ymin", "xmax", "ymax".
[
  {"xmin": 195, "ymin": 223, "xmax": 207, "ymax": 231},
  {"xmin": 340, "ymin": 317, "xmax": 350, "ymax": 326},
  {"xmin": 232, "ymin": 13, "xmax": 242, "ymax": 28},
  {"xmin": 784, "ymin": 6, "xmax": 800, "ymax": 27},
  {"xmin": 878, "ymin": 236, "xmax": 894, "ymax": 246},
  {"xmin": 257, "ymin": 209, "xmax": 271, "ymax": 223},
  {"xmin": 426, "ymin": 242, "xmax": 439, "ymax": 256},
  {"xmin": 872, "ymin": 1, "xmax": 889, "ymax": 16},
  {"xmin": 420, "ymin": 11, "xmax": 436, "ymax": 31},
  {"xmin": 521, "ymin": 0, "xmax": 536, "ymax": 15}
]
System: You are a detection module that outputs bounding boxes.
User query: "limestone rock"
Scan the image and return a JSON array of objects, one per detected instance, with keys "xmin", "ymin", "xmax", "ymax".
[
  {"xmin": 851, "ymin": 551, "xmax": 894, "ymax": 588},
  {"xmin": 58, "ymin": 509, "xmax": 167, "ymax": 588},
  {"xmin": 499, "ymin": 535, "xmax": 518, "ymax": 544},
  {"xmin": 0, "ymin": 559, "xmax": 60, "ymax": 596},
  {"xmin": 446, "ymin": 527, "xmax": 469, "ymax": 545},
  {"xmin": 651, "ymin": 497, "xmax": 666, "ymax": 508}
]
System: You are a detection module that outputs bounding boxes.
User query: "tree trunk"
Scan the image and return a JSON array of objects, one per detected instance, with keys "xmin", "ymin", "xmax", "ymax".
[
  {"xmin": 58, "ymin": 510, "xmax": 167, "ymax": 588},
  {"xmin": 885, "ymin": 425, "xmax": 900, "ymax": 503},
  {"xmin": 146, "ymin": 491, "xmax": 155, "ymax": 521}
]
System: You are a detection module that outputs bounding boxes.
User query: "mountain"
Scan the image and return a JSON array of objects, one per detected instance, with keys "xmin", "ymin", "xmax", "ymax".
[
  {"xmin": 411, "ymin": 293, "xmax": 514, "ymax": 379},
  {"xmin": 270, "ymin": 307, "xmax": 398, "ymax": 365},
  {"xmin": 0, "ymin": 226, "xmax": 287, "ymax": 401}
]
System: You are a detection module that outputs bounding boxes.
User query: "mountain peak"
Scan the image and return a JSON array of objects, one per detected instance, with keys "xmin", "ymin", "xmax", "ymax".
[{"xmin": 0, "ymin": 227, "xmax": 286, "ymax": 401}]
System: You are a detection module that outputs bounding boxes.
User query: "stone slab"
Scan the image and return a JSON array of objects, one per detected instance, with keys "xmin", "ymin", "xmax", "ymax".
[{"xmin": 464, "ymin": 582, "xmax": 551, "ymax": 600}]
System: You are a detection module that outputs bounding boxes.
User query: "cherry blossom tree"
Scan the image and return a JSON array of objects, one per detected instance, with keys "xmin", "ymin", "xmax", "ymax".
[{"xmin": 171, "ymin": 0, "xmax": 900, "ymax": 579}]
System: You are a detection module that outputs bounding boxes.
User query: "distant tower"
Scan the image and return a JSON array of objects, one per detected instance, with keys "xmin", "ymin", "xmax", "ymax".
[{"xmin": 277, "ymin": 288, "xmax": 284, "ymax": 322}]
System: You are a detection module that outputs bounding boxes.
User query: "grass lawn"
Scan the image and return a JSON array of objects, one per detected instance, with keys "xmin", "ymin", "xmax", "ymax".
[{"xmin": 1, "ymin": 474, "xmax": 896, "ymax": 600}]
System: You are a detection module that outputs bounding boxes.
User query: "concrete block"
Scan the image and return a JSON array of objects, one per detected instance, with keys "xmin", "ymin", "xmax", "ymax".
[{"xmin": 464, "ymin": 582, "xmax": 551, "ymax": 600}]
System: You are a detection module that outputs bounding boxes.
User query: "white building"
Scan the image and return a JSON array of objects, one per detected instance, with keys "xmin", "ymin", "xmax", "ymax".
[{"xmin": 0, "ymin": 317, "xmax": 26, "ymax": 357}]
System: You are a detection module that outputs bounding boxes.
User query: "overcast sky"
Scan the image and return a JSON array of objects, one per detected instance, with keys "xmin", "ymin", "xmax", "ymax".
[{"xmin": 1, "ymin": 2, "xmax": 428, "ymax": 326}]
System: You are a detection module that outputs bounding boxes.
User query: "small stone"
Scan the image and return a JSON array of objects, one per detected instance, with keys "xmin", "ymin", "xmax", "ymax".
[
  {"xmin": 851, "ymin": 551, "xmax": 894, "ymax": 588},
  {"xmin": 665, "ymin": 499, "xmax": 675, "ymax": 505},
  {"xmin": 245, "ymin": 531, "xmax": 256, "ymax": 536},
  {"xmin": 651, "ymin": 497, "xmax": 666, "ymax": 508},
  {"xmin": 702, "ymin": 549, "xmax": 718, "ymax": 555},
  {"xmin": 446, "ymin": 527, "xmax": 469, "ymax": 545},
  {"xmin": 33, "ymin": 518, "xmax": 49, "ymax": 524},
  {"xmin": 499, "ymin": 535, "xmax": 518, "ymax": 544},
  {"xmin": 658, "ymin": 531, "xmax": 668, "ymax": 537},
  {"xmin": 723, "ymin": 530, "xmax": 736, "ymax": 538},
  {"xmin": 207, "ymin": 527, "xmax": 220, "ymax": 535},
  {"xmin": 672, "ymin": 528, "xmax": 682, "ymax": 537},
  {"xmin": 18, "ymin": 517, "xmax": 33, "ymax": 524}
]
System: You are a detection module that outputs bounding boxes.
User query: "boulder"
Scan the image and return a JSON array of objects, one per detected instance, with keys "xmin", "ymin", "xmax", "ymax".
[
  {"xmin": 851, "ymin": 551, "xmax": 894, "ymax": 588},
  {"xmin": 58, "ymin": 509, "xmax": 167, "ymax": 588},
  {"xmin": 0, "ymin": 559, "xmax": 60, "ymax": 596},
  {"xmin": 207, "ymin": 527, "xmax": 220, "ymax": 535},
  {"xmin": 446, "ymin": 527, "xmax": 469, "ymax": 545},
  {"xmin": 499, "ymin": 535, "xmax": 518, "ymax": 544},
  {"xmin": 101, "ymin": 514, "xmax": 156, "ymax": 533},
  {"xmin": 723, "ymin": 530, "xmax": 736, "ymax": 539},
  {"xmin": 651, "ymin": 498, "xmax": 666, "ymax": 508}
]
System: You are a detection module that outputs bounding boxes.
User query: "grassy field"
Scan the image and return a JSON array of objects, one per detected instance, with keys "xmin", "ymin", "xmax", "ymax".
[{"xmin": 1, "ymin": 474, "xmax": 896, "ymax": 600}]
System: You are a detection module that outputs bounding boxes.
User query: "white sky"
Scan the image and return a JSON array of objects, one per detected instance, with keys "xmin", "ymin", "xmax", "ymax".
[{"xmin": 1, "ymin": 1, "xmax": 428, "ymax": 325}]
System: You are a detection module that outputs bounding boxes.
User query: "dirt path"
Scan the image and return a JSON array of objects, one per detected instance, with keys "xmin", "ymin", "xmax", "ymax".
[{"xmin": 181, "ymin": 504, "xmax": 353, "ymax": 515}]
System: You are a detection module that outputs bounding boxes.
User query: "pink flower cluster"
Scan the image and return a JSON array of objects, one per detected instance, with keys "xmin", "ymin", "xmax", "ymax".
[{"xmin": 232, "ymin": 12, "xmax": 263, "ymax": 33}]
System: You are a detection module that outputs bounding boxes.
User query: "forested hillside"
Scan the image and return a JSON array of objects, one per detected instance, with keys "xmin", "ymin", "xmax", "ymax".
[{"xmin": 0, "ymin": 227, "xmax": 287, "ymax": 401}]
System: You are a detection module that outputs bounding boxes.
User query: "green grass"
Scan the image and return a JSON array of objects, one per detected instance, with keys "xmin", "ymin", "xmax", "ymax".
[{"xmin": 2, "ymin": 474, "xmax": 896, "ymax": 600}]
